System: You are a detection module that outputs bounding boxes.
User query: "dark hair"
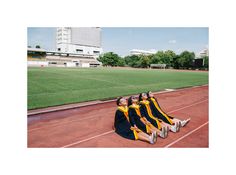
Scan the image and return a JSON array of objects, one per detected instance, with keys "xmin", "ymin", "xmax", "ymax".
[
  {"xmin": 116, "ymin": 97, "xmax": 123, "ymax": 106},
  {"xmin": 147, "ymin": 91, "xmax": 151, "ymax": 98},
  {"xmin": 128, "ymin": 96, "xmax": 133, "ymax": 106},
  {"xmin": 139, "ymin": 93, "xmax": 146, "ymax": 101}
]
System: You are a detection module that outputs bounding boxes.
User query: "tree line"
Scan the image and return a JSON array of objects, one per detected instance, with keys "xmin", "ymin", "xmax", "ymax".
[{"xmin": 98, "ymin": 50, "xmax": 208, "ymax": 70}]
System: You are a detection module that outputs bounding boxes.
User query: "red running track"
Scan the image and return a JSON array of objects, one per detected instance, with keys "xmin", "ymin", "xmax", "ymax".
[{"xmin": 28, "ymin": 85, "xmax": 209, "ymax": 148}]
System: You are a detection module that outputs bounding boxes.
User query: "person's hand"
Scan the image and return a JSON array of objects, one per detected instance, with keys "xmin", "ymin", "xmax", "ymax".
[{"xmin": 131, "ymin": 126, "xmax": 139, "ymax": 131}]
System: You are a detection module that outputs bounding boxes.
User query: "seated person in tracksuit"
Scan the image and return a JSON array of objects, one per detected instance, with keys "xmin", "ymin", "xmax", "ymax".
[
  {"xmin": 146, "ymin": 91, "xmax": 191, "ymax": 132},
  {"xmin": 114, "ymin": 97, "xmax": 156, "ymax": 144},
  {"xmin": 138, "ymin": 93, "xmax": 168, "ymax": 138},
  {"xmin": 128, "ymin": 95, "xmax": 166, "ymax": 139}
]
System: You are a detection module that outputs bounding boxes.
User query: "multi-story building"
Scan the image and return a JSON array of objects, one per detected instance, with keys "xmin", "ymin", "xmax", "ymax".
[
  {"xmin": 56, "ymin": 27, "xmax": 102, "ymax": 58},
  {"xmin": 27, "ymin": 27, "xmax": 103, "ymax": 68}
]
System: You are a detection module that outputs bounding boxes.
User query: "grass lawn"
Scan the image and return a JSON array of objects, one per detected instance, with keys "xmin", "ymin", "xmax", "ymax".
[{"xmin": 28, "ymin": 67, "xmax": 208, "ymax": 110}]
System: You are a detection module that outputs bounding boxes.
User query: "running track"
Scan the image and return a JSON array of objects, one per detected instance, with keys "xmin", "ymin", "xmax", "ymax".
[{"xmin": 28, "ymin": 85, "xmax": 208, "ymax": 148}]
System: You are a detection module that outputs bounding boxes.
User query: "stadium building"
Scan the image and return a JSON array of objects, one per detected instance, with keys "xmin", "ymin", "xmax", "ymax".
[
  {"xmin": 130, "ymin": 49, "xmax": 156, "ymax": 56},
  {"xmin": 194, "ymin": 48, "xmax": 209, "ymax": 68},
  {"xmin": 27, "ymin": 27, "xmax": 103, "ymax": 67}
]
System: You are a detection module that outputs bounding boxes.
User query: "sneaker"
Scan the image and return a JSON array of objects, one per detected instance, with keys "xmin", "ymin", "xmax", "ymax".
[
  {"xmin": 152, "ymin": 132, "xmax": 157, "ymax": 143},
  {"xmin": 170, "ymin": 123, "xmax": 177, "ymax": 133},
  {"xmin": 166, "ymin": 126, "xmax": 169, "ymax": 137},
  {"xmin": 181, "ymin": 118, "xmax": 191, "ymax": 127},
  {"xmin": 164, "ymin": 126, "xmax": 168, "ymax": 138},
  {"xmin": 159, "ymin": 127, "xmax": 166, "ymax": 138},
  {"xmin": 149, "ymin": 133, "xmax": 155, "ymax": 144},
  {"xmin": 177, "ymin": 121, "xmax": 180, "ymax": 132},
  {"xmin": 154, "ymin": 131, "xmax": 158, "ymax": 142}
]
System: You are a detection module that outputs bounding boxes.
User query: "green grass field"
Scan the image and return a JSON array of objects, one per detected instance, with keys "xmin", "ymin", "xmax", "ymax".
[{"xmin": 28, "ymin": 67, "xmax": 208, "ymax": 110}]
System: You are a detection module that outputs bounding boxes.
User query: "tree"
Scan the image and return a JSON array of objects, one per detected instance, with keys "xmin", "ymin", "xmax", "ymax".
[
  {"xmin": 35, "ymin": 45, "xmax": 41, "ymax": 49},
  {"xmin": 150, "ymin": 53, "xmax": 161, "ymax": 64},
  {"xmin": 164, "ymin": 50, "xmax": 176, "ymax": 67},
  {"xmin": 150, "ymin": 50, "xmax": 176, "ymax": 68},
  {"xmin": 138, "ymin": 55, "xmax": 151, "ymax": 68},
  {"xmin": 117, "ymin": 57, "xmax": 126, "ymax": 67},
  {"xmin": 178, "ymin": 51, "xmax": 195, "ymax": 69},
  {"xmin": 98, "ymin": 52, "xmax": 121, "ymax": 67},
  {"xmin": 124, "ymin": 55, "xmax": 140, "ymax": 67},
  {"xmin": 173, "ymin": 55, "xmax": 180, "ymax": 69},
  {"xmin": 202, "ymin": 56, "xmax": 209, "ymax": 69}
]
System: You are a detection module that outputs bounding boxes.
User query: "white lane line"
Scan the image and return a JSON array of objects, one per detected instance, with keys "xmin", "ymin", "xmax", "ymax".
[
  {"xmin": 61, "ymin": 130, "xmax": 115, "ymax": 148},
  {"xmin": 28, "ymin": 99, "xmax": 208, "ymax": 132},
  {"xmin": 61, "ymin": 99, "xmax": 208, "ymax": 148},
  {"xmin": 168, "ymin": 99, "xmax": 208, "ymax": 114},
  {"xmin": 164, "ymin": 121, "xmax": 209, "ymax": 148},
  {"xmin": 28, "ymin": 115, "xmax": 101, "ymax": 132}
]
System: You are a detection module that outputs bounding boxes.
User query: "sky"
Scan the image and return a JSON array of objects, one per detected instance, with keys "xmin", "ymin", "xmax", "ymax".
[{"xmin": 27, "ymin": 27, "xmax": 208, "ymax": 56}]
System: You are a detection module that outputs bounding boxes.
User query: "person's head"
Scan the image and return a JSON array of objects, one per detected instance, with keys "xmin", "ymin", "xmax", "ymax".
[
  {"xmin": 128, "ymin": 96, "xmax": 138, "ymax": 106},
  {"xmin": 147, "ymin": 91, "xmax": 154, "ymax": 98},
  {"xmin": 116, "ymin": 97, "xmax": 127, "ymax": 106},
  {"xmin": 139, "ymin": 92, "xmax": 147, "ymax": 101}
]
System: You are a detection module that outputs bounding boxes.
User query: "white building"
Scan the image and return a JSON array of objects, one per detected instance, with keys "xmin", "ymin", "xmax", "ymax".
[
  {"xmin": 196, "ymin": 48, "xmax": 209, "ymax": 58},
  {"xmin": 199, "ymin": 49, "xmax": 209, "ymax": 57},
  {"xmin": 56, "ymin": 27, "xmax": 103, "ymax": 58},
  {"xmin": 130, "ymin": 49, "xmax": 156, "ymax": 56}
]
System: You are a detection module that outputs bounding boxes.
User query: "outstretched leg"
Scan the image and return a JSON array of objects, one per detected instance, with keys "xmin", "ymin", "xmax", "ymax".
[
  {"xmin": 172, "ymin": 117, "xmax": 191, "ymax": 127},
  {"xmin": 137, "ymin": 131, "xmax": 156, "ymax": 144}
]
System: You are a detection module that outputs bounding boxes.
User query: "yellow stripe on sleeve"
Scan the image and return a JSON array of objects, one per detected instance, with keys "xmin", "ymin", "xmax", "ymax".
[{"xmin": 151, "ymin": 98, "xmax": 173, "ymax": 125}]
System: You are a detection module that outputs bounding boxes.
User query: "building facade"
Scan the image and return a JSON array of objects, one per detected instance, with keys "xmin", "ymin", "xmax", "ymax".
[
  {"xmin": 130, "ymin": 49, "xmax": 156, "ymax": 56},
  {"xmin": 199, "ymin": 48, "xmax": 209, "ymax": 58},
  {"xmin": 56, "ymin": 27, "xmax": 102, "ymax": 58}
]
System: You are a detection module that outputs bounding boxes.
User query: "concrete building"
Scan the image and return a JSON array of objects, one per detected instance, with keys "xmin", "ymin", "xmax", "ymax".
[
  {"xmin": 130, "ymin": 49, "xmax": 156, "ymax": 56},
  {"xmin": 27, "ymin": 48, "xmax": 101, "ymax": 68},
  {"xmin": 56, "ymin": 27, "xmax": 102, "ymax": 58},
  {"xmin": 196, "ymin": 48, "xmax": 209, "ymax": 58},
  {"xmin": 199, "ymin": 48, "xmax": 209, "ymax": 57},
  {"xmin": 27, "ymin": 27, "xmax": 103, "ymax": 68}
]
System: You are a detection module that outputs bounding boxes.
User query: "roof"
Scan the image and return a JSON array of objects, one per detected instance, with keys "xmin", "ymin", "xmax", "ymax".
[{"xmin": 27, "ymin": 48, "xmax": 47, "ymax": 52}]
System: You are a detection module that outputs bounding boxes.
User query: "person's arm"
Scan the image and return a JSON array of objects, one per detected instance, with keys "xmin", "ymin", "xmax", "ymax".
[
  {"xmin": 114, "ymin": 110, "xmax": 119, "ymax": 130},
  {"xmin": 114, "ymin": 110, "xmax": 123, "ymax": 130},
  {"xmin": 128, "ymin": 108, "xmax": 136, "ymax": 126},
  {"xmin": 139, "ymin": 104, "xmax": 147, "ymax": 118},
  {"xmin": 139, "ymin": 105, "xmax": 150, "ymax": 124}
]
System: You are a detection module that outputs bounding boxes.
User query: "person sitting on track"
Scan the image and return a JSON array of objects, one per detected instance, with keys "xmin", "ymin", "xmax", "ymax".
[
  {"xmin": 128, "ymin": 95, "xmax": 166, "ymax": 140},
  {"xmin": 114, "ymin": 97, "xmax": 156, "ymax": 144},
  {"xmin": 138, "ymin": 93, "xmax": 168, "ymax": 138},
  {"xmin": 146, "ymin": 91, "xmax": 191, "ymax": 132}
]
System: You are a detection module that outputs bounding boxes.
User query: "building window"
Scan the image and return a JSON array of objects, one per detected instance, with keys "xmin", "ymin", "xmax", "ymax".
[
  {"xmin": 93, "ymin": 51, "xmax": 100, "ymax": 54},
  {"xmin": 76, "ymin": 49, "xmax": 83, "ymax": 53},
  {"xmin": 58, "ymin": 48, "xmax": 61, "ymax": 51},
  {"xmin": 50, "ymin": 62, "xmax": 57, "ymax": 64}
]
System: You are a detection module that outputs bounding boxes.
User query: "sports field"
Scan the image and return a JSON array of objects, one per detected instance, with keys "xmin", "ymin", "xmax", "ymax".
[{"xmin": 28, "ymin": 67, "xmax": 208, "ymax": 110}]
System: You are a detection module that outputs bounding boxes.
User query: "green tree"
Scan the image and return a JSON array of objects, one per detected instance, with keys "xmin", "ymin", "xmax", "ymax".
[
  {"xmin": 164, "ymin": 50, "xmax": 176, "ymax": 67},
  {"xmin": 150, "ymin": 50, "xmax": 176, "ymax": 68},
  {"xmin": 202, "ymin": 56, "xmax": 209, "ymax": 69},
  {"xmin": 138, "ymin": 55, "xmax": 150, "ymax": 68},
  {"xmin": 98, "ymin": 52, "xmax": 121, "ymax": 67},
  {"xmin": 124, "ymin": 55, "xmax": 140, "ymax": 67},
  {"xmin": 35, "ymin": 45, "xmax": 41, "ymax": 48},
  {"xmin": 150, "ymin": 53, "xmax": 161, "ymax": 64},
  {"xmin": 178, "ymin": 51, "xmax": 195, "ymax": 69},
  {"xmin": 117, "ymin": 57, "xmax": 126, "ymax": 67},
  {"xmin": 173, "ymin": 55, "xmax": 180, "ymax": 69}
]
